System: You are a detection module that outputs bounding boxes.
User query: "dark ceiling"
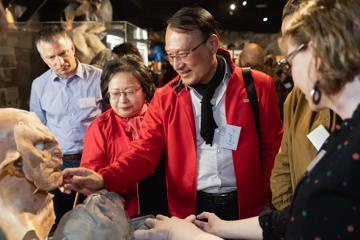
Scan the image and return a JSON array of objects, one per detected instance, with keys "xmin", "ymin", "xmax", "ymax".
[
  {"xmin": 113, "ymin": 0, "xmax": 287, "ymax": 33},
  {"xmin": 4, "ymin": 0, "xmax": 287, "ymax": 33}
]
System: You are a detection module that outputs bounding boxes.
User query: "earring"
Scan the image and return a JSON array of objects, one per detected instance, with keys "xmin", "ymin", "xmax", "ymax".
[{"xmin": 311, "ymin": 81, "xmax": 322, "ymax": 105}]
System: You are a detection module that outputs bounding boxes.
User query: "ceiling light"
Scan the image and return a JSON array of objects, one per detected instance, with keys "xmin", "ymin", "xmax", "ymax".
[
  {"xmin": 242, "ymin": 1, "xmax": 247, "ymax": 6},
  {"xmin": 230, "ymin": 3, "xmax": 236, "ymax": 10},
  {"xmin": 263, "ymin": 17, "xmax": 268, "ymax": 22}
]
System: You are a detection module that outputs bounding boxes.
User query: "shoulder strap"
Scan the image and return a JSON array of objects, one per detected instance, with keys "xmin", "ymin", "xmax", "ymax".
[{"xmin": 242, "ymin": 68, "xmax": 263, "ymax": 170}]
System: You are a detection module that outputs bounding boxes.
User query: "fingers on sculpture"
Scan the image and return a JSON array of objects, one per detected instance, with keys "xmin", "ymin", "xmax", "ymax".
[
  {"xmin": 61, "ymin": 167, "xmax": 104, "ymax": 196},
  {"xmin": 0, "ymin": 108, "xmax": 63, "ymax": 240}
]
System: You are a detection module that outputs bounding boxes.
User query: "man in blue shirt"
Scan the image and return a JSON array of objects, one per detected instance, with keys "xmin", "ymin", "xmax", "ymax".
[{"xmin": 30, "ymin": 25, "xmax": 102, "ymax": 227}]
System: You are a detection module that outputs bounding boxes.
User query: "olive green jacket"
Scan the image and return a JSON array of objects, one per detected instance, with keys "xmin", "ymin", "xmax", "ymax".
[{"xmin": 270, "ymin": 87, "xmax": 337, "ymax": 210}]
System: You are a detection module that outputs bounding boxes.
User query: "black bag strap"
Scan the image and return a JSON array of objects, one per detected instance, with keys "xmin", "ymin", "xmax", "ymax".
[{"xmin": 242, "ymin": 67, "xmax": 263, "ymax": 170}]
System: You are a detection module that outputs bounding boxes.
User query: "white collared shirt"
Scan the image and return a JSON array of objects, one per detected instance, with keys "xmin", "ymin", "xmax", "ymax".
[{"xmin": 190, "ymin": 56, "xmax": 237, "ymax": 194}]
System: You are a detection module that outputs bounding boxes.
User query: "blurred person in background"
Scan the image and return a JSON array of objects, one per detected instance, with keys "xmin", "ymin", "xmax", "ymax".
[{"xmin": 239, "ymin": 42, "xmax": 289, "ymax": 119}]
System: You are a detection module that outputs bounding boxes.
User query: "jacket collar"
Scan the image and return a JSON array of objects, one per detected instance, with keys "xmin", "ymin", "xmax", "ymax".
[{"xmin": 216, "ymin": 48, "xmax": 235, "ymax": 73}]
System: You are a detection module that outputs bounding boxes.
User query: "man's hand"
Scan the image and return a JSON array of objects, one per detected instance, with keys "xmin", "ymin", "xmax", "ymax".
[
  {"xmin": 60, "ymin": 167, "xmax": 104, "ymax": 195},
  {"xmin": 195, "ymin": 212, "xmax": 263, "ymax": 240},
  {"xmin": 194, "ymin": 212, "xmax": 226, "ymax": 236}
]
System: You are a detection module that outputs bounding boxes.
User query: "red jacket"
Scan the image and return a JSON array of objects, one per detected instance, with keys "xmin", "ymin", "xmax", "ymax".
[
  {"xmin": 81, "ymin": 109, "xmax": 143, "ymax": 217},
  {"xmin": 100, "ymin": 48, "xmax": 283, "ymax": 218}
]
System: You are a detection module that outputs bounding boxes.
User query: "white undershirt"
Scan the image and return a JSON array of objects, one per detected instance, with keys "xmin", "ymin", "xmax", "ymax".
[{"xmin": 190, "ymin": 56, "xmax": 237, "ymax": 194}]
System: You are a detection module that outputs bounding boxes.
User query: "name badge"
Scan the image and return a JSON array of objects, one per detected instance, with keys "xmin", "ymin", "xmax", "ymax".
[
  {"xmin": 78, "ymin": 97, "xmax": 96, "ymax": 109},
  {"xmin": 220, "ymin": 124, "xmax": 241, "ymax": 150},
  {"xmin": 307, "ymin": 124, "xmax": 330, "ymax": 151}
]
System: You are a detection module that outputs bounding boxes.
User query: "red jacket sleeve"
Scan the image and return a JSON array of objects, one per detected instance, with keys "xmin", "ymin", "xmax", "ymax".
[
  {"xmin": 81, "ymin": 120, "xmax": 108, "ymax": 172},
  {"xmin": 99, "ymin": 91, "xmax": 166, "ymax": 193}
]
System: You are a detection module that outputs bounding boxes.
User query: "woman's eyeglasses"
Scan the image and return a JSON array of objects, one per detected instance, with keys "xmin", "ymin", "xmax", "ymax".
[
  {"xmin": 277, "ymin": 43, "xmax": 308, "ymax": 77},
  {"xmin": 109, "ymin": 87, "xmax": 142, "ymax": 99}
]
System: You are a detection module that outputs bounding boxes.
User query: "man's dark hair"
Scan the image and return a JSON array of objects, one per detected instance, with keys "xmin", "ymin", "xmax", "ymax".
[
  {"xmin": 112, "ymin": 42, "xmax": 143, "ymax": 60},
  {"xmin": 35, "ymin": 25, "xmax": 71, "ymax": 50},
  {"xmin": 167, "ymin": 7, "xmax": 220, "ymax": 39},
  {"xmin": 282, "ymin": 0, "xmax": 305, "ymax": 19}
]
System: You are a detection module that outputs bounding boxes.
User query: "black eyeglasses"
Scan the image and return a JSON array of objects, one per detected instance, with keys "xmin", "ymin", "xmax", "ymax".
[
  {"xmin": 165, "ymin": 37, "xmax": 209, "ymax": 63},
  {"xmin": 277, "ymin": 43, "xmax": 308, "ymax": 77}
]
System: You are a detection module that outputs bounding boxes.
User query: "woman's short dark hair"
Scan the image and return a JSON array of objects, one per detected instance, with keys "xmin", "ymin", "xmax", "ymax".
[
  {"xmin": 167, "ymin": 7, "xmax": 220, "ymax": 39},
  {"xmin": 101, "ymin": 54, "xmax": 155, "ymax": 103},
  {"xmin": 112, "ymin": 42, "xmax": 143, "ymax": 60}
]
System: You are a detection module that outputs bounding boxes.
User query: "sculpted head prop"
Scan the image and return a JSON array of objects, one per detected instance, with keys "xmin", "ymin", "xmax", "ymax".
[
  {"xmin": 54, "ymin": 190, "xmax": 132, "ymax": 240},
  {"xmin": 0, "ymin": 108, "xmax": 63, "ymax": 191}
]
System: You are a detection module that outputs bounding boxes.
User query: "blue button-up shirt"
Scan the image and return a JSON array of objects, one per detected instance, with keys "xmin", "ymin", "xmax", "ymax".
[{"xmin": 30, "ymin": 62, "xmax": 102, "ymax": 154}]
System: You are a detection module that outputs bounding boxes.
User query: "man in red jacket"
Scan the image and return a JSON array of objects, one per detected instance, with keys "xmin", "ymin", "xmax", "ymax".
[{"xmin": 63, "ymin": 7, "xmax": 283, "ymax": 220}]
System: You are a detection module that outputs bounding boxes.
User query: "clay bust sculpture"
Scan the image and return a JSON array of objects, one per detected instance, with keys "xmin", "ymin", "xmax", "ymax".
[
  {"xmin": 53, "ymin": 190, "xmax": 133, "ymax": 240},
  {"xmin": 0, "ymin": 108, "xmax": 63, "ymax": 240}
]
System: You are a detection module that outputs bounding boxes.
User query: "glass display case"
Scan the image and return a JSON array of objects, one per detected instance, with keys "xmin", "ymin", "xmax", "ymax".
[{"xmin": 0, "ymin": 21, "xmax": 148, "ymax": 110}]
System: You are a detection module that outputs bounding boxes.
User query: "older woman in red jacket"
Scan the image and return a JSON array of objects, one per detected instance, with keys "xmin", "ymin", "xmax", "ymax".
[{"xmin": 81, "ymin": 55, "xmax": 167, "ymax": 217}]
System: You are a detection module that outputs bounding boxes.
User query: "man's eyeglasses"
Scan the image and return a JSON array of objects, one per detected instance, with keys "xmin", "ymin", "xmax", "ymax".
[
  {"xmin": 165, "ymin": 37, "xmax": 209, "ymax": 63},
  {"xmin": 109, "ymin": 87, "xmax": 142, "ymax": 99},
  {"xmin": 277, "ymin": 43, "xmax": 308, "ymax": 77}
]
